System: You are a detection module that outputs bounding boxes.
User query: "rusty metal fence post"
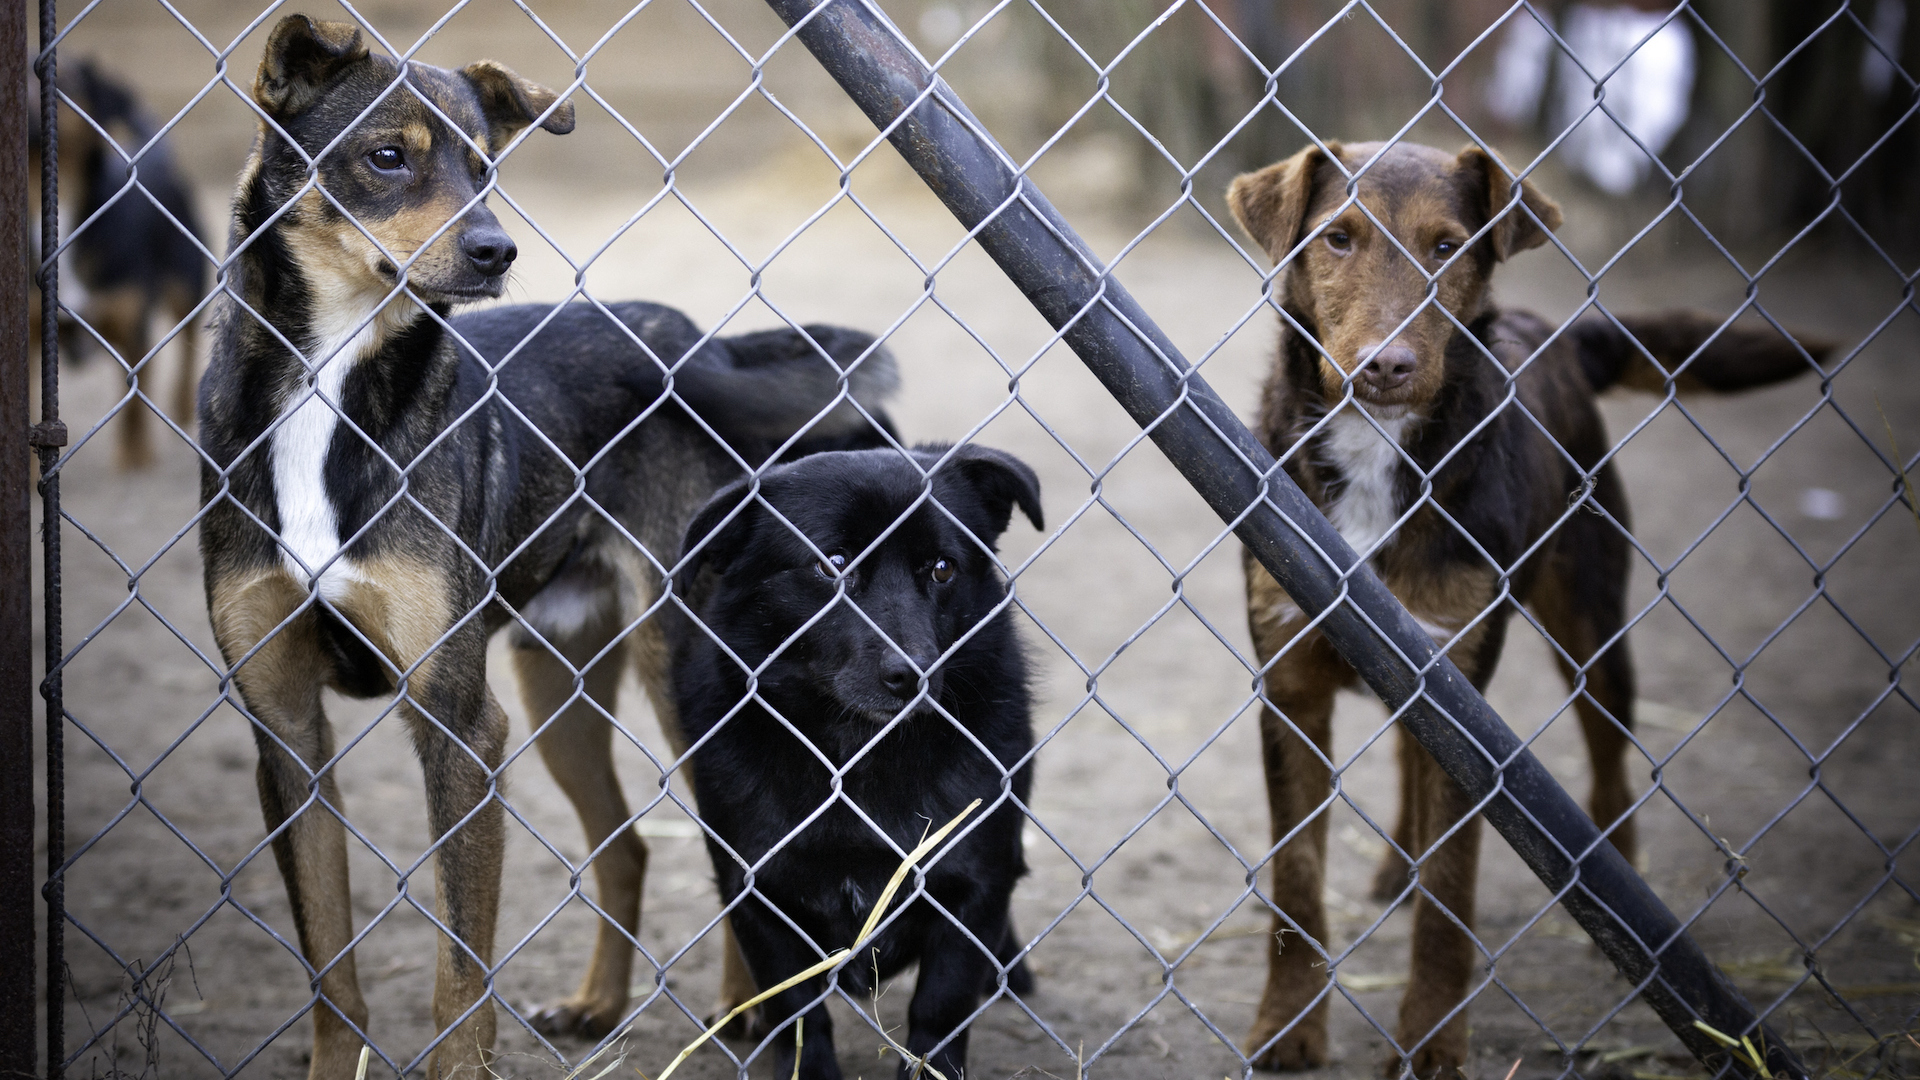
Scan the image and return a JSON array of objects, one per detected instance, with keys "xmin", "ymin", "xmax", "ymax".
[{"xmin": 1, "ymin": 0, "xmax": 40, "ymax": 1071}]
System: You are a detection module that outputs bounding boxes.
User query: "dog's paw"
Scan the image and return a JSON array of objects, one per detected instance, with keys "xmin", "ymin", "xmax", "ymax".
[
  {"xmin": 1246, "ymin": 1023, "xmax": 1328, "ymax": 1072},
  {"xmin": 1384, "ymin": 1035, "xmax": 1468, "ymax": 1079},
  {"xmin": 1005, "ymin": 956, "xmax": 1035, "ymax": 995},
  {"xmin": 980, "ymin": 956, "xmax": 1035, "ymax": 996},
  {"xmin": 709, "ymin": 1003, "xmax": 769, "ymax": 1043},
  {"xmin": 1369, "ymin": 852, "xmax": 1410, "ymax": 903},
  {"xmin": 528, "ymin": 997, "xmax": 623, "ymax": 1041}
]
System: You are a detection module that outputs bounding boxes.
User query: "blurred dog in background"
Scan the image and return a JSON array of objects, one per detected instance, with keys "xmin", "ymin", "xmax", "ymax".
[{"xmin": 30, "ymin": 59, "xmax": 207, "ymax": 468}]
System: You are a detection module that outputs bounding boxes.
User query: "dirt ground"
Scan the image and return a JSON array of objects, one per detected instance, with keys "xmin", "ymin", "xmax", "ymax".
[{"xmin": 30, "ymin": 2, "xmax": 1920, "ymax": 1078}]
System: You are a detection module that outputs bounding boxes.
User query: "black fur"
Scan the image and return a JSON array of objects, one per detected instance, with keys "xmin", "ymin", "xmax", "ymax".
[
  {"xmin": 57, "ymin": 61, "xmax": 206, "ymax": 310},
  {"xmin": 202, "ymin": 298, "xmax": 899, "ymax": 692},
  {"xmin": 1265, "ymin": 306, "xmax": 1825, "ymax": 624},
  {"xmin": 671, "ymin": 444, "xmax": 1044, "ymax": 1080}
]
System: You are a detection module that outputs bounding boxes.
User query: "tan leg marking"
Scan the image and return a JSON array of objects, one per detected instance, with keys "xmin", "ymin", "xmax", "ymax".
[
  {"xmin": 1377, "ymin": 565, "xmax": 1498, "ymax": 1078},
  {"xmin": 1244, "ymin": 564, "xmax": 1342, "ymax": 1072},
  {"xmin": 627, "ymin": 587, "xmax": 763, "ymax": 1037},
  {"xmin": 86, "ymin": 286, "xmax": 157, "ymax": 470},
  {"xmin": 211, "ymin": 569, "xmax": 369, "ymax": 1080},
  {"xmin": 1391, "ymin": 743, "xmax": 1481, "ymax": 1079},
  {"xmin": 334, "ymin": 560, "xmax": 503, "ymax": 1079},
  {"xmin": 422, "ymin": 684, "xmax": 506, "ymax": 1080},
  {"xmin": 516, "ymin": 625, "xmax": 646, "ymax": 1040}
]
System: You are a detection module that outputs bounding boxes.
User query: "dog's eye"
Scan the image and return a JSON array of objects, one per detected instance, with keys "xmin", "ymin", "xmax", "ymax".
[
  {"xmin": 929, "ymin": 558, "xmax": 955, "ymax": 584},
  {"xmin": 1434, "ymin": 240, "xmax": 1458, "ymax": 259},
  {"xmin": 815, "ymin": 552, "xmax": 847, "ymax": 578},
  {"xmin": 1324, "ymin": 231, "xmax": 1352, "ymax": 252},
  {"xmin": 367, "ymin": 146, "xmax": 406, "ymax": 173}
]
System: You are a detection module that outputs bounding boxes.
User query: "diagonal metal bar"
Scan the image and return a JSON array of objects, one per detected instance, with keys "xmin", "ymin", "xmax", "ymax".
[{"xmin": 759, "ymin": 1, "xmax": 1807, "ymax": 1076}]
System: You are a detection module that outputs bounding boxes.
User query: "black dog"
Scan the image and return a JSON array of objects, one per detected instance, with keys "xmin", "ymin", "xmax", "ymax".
[
  {"xmin": 30, "ymin": 59, "xmax": 208, "ymax": 468},
  {"xmin": 672, "ymin": 444, "xmax": 1044, "ymax": 1080}
]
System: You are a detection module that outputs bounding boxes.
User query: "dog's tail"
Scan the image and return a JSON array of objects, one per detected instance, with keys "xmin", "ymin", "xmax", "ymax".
[
  {"xmin": 1573, "ymin": 310, "xmax": 1832, "ymax": 394},
  {"xmin": 675, "ymin": 323, "xmax": 900, "ymax": 444}
]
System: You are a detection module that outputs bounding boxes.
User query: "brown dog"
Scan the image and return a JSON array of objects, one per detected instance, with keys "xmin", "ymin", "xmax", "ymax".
[{"xmin": 1225, "ymin": 140, "xmax": 1824, "ymax": 1077}]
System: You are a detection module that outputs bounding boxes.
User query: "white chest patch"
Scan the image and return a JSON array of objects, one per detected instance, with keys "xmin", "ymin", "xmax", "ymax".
[
  {"xmin": 1318, "ymin": 409, "xmax": 1413, "ymax": 558},
  {"xmin": 269, "ymin": 293, "xmax": 415, "ymax": 601}
]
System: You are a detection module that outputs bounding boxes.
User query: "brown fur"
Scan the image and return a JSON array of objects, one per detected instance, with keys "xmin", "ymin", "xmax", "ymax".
[
  {"xmin": 203, "ymin": 22, "xmax": 563, "ymax": 1077},
  {"xmin": 507, "ymin": 566, "xmax": 760, "ymax": 1038},
  {"xmin": 1229, "ymin": 141, "xmax": 1577, "ymax": 1079},
  {"xmin": 1226, "ymin": 141, "xmax": 1825, "ymax": 1078},
  {"xmin": 213, "ymin": 556, "xmax": 507, "ymax": 1078}
]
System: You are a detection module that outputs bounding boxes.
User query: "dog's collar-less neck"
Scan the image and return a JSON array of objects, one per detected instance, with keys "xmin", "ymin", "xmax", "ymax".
[{"xmin": 263, "ymin": 244, "xmax": 443, "ymax": 597}]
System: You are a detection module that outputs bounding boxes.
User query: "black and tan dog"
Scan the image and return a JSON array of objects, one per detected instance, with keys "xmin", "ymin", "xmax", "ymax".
[
  {"xmin": 199, "ymin": 16, "xmax": 895, "ymax": 1078},
  {"xmin": 30, "ymin": 60, "xmax": 208, "ymax": 468},
  {"xmin": 1224, "ymin": 140, "xmax": 1826, "ymax": 1077},
  {"xmin": 671, "ymin": 445, "xmax": 1043, "ymax": 1080}
]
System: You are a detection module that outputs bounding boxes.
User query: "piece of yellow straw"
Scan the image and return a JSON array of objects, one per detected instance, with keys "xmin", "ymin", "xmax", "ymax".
[
  {"xmin": 1692, "ymin": 1020, "xmax": 1775, "ymax": 1078},
  {"xmin": 649, "ymin": 798, "xmax": 983, "ymax": 1080}
]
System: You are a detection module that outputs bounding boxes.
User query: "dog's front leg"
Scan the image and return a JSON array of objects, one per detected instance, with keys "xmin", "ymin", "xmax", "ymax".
[
  {"xmin": 214, "ymin": 576, "xmax": 369, "ymax": 1080},
  {"xmin": 900, "ymin": 915, "xmax": 995, "ymax": 1080},
  {"xmin": 1243, "ymin": 578, "xmax": 1344, "ymax": 1072},
  {"xmin": 630, "ymin": 617, "xmax": 768, "ymax": 1040},
  {"xmin": 403, "ymin": 634, "xmax": 509, "ymax": 1079},
  {"xmin": 728, "ymin": 907, "xmax": 844, "ymax": 1080},
  {"xmin": 1390, "ymin": 748, "xmax": 1481, "ymax": 1080},
  {"xmin": 768, "ymin": 989, "xmax": 840, "ymax": 1080}
]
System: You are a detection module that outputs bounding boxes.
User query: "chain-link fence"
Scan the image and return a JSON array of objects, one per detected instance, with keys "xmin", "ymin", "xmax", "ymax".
[{"xmin": 13, "ymin": 1, "xmax": 1920, "ymax": 1078}]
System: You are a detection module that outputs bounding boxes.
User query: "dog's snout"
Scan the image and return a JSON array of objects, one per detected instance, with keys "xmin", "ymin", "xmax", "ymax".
[
  {"xmin": 461, "ymin": 227, "xmax": 517, "ymax": 277},
  {"xmin": 880, "ymin": 651, "xmax": 926, "ymax": 700},
  {"xmin": 1358, "ymin": 342, "xmax": 1417, "ymax": 390}
]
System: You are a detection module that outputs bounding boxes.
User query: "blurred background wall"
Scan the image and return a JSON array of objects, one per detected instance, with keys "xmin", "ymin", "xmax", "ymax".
[
  {"xmin": 996, "ymin": 0, "xmax": 1919, "ymax": 252},
  {"xmin": 53, "ymin": 0, "xmax": 1917, "ymax": 265}
]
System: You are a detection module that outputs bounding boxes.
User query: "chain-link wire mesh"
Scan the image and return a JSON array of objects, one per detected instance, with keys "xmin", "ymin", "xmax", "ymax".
[{"xmin": 26, "ymin": 1, "xmax": 1920, "ymax": 1078}]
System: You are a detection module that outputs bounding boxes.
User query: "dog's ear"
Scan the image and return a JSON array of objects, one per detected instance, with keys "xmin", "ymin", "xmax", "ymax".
[
  {"xmin": 461, "ymin": 61, "xmax": 575, "ymax": 151},
  {"xmin": 1227, "ymin": 142, "xmax": 1340, "ymax": 262},
  {"xmin": 676, "ymin": 478, "xmax": 757, "ymax": 594},
  {"xmin": 939, "ymin": 444, "xmax": 1043, "ymax": 543},
  {"xmin": 254, "ymin": 14, "xmax": 368, "ymax": 118},
  {"xmin": 1456, "ymin": 145, "xmax": 1562, "ymax": 260}
]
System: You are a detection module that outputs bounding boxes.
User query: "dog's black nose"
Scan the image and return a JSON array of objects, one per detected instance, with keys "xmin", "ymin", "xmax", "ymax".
[
  {"xmin": 880, "ymin": 653, "xmax": 924, "ymax": 700},
  {"xmin": 1358, "ymin": 343, "xmax": 1417, "ymax": 389},
  {"xmin": 461, "ymin": 228, "xmax": 517, "ymax": 277}
]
